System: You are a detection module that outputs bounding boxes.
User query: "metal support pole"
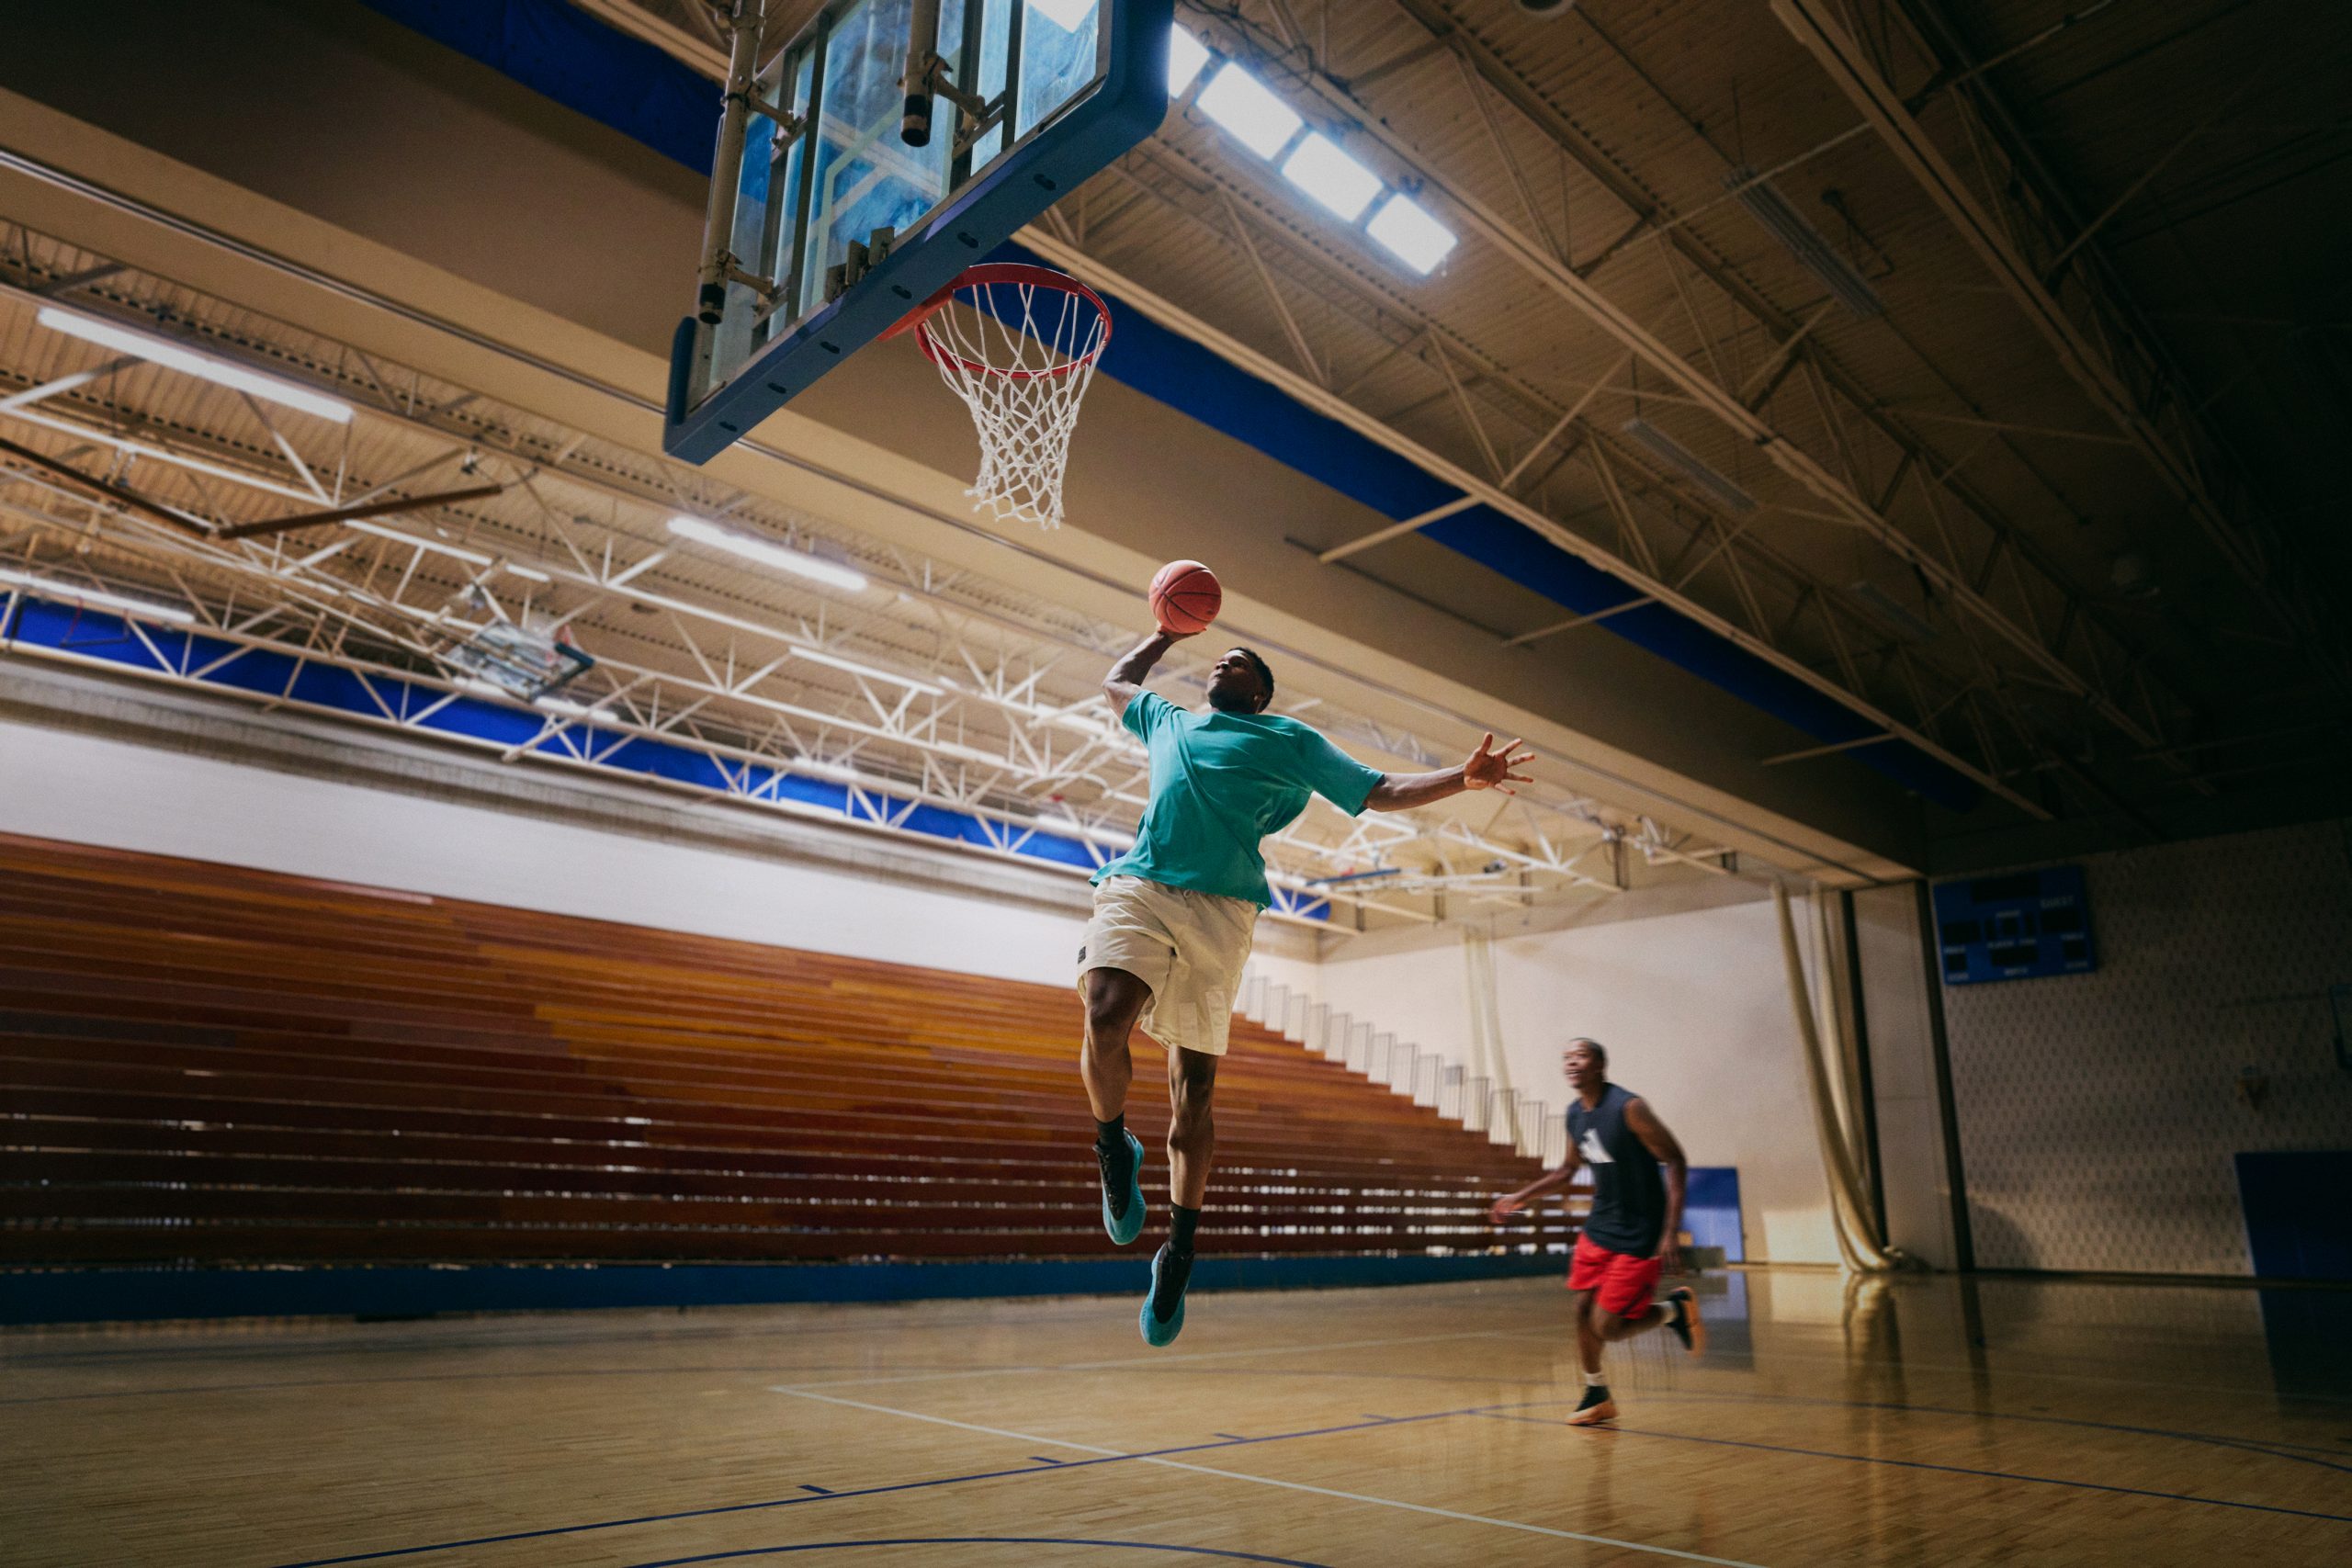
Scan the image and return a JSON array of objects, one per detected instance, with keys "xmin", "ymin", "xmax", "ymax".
[
  {"xmin": 902, "ymin": 0, "xmax": 944, "ymax": 147},
  {"xmin": 695, "ymin": 5, "xmax": 767, "ymax": 326}
]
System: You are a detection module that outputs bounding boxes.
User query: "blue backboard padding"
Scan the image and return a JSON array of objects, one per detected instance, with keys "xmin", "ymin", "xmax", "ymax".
[
  {"xmin": 2237, "ymin": 1151, "xmax": 2352, "ymax": 1280},
  {"xmin": 349, "ymin": 0, "xmax": 1976, "ymax": 810},
  {"xmin": 0, "ymin": 594, "xmax": 1178, "ymax": 897}
]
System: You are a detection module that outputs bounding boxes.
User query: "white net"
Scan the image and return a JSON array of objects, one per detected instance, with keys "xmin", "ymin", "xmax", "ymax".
[{"xmin": 914, "ymin": 269, "xmax": 1110, "ymax": 530}]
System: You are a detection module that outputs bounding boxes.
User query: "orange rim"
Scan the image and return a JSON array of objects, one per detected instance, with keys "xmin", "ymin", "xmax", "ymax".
[{"xmin": 882, "ymin": 262, "xmax": 1112, "ymax": 382}]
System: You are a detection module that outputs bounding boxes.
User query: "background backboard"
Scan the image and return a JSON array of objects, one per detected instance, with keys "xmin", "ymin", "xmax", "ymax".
[{"xmin": 663, "ymin": 0, "xmax": 1171, "ymax": 465}]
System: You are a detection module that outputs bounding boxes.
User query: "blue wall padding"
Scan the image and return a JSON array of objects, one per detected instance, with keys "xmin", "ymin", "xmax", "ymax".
[
  {"xmin": 1684, "ymin": 1165, "xmax": 1743, "ymax": 1262},
  {"xmin": 0, "ymin": 1253, "xmax": 1569, "ymax": 1325},
  {"xmin": 354, "ymin": 0, "xmax": 1977, "ymax": 811},
  {"xmin": 2237, "ymin": 1151, "xmax": 2352, "ymax": 1280}
]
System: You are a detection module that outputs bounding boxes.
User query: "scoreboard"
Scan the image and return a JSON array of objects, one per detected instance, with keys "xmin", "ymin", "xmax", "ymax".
[{"xmin": 1931, "ymin": 865, "xmax": 2097, "ymax": 986}]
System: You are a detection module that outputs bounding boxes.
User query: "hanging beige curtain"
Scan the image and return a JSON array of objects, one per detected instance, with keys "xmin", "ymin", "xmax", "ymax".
[
  {"xmin": 1772, "ymin": 882, "xmax": 1899, "ymax": 1272},
  {"xmin": 1461, "ymin": 923, "xmax": 1513, "ymax": 1104}
]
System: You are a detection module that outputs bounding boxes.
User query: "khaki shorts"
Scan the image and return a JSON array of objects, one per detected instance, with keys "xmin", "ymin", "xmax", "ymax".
[{"xmin": 1077, "ymin": 874, "xmax": 1261, "ymax": 1057}]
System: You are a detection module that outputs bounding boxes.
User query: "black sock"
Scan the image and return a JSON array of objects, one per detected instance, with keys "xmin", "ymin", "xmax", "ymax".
[
  {"xmin": 1094, "ymin": 1114, "xmax": 1126, "ymax": 1151},
  {"xmin": 1151, "ymin": 1235, "xmax": 1195, "ymax": 1320},
  {"xmin": 1169, "ymin": 1202, "xmax": 1201, "ymax": 1255}
]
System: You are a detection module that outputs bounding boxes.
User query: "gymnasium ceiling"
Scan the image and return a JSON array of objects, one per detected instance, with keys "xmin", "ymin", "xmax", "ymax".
[
  {"xmin": 0, "ymin": 0, "xmax": 2346, "ymax": 922},
  {"xmin": 586, "ymin": 0, "xmax": 2352, "ymax": 836}
]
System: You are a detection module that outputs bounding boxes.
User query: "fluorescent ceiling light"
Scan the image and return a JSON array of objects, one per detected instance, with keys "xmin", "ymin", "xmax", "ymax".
[
  {"xmin": 666, "ymin": 515, "xmax": 868, "ymax": 592},
  {"xmin": 1167, "ymin": 25, "xmax": 1210, "ymax": 96},
  {"xmin": 1620, "ymin": 418, "xmax": 1758, "ymax": 514},
  {"xmin": 1366, "ymin": 193, "xmax": 1458, "ymax": 274},
  {"xmin": 794, "ymin": 646, "xmax": 943, "ymax": 694},
  {"xmin": 0, "ymin": 567, "xmax": 195, "ymax": 624},
  {"xmin": 1026, "ymin": 0, "xmax": 1096, "ymax": 31},
  {"xmin": 1282, "ymin": 133, "xmax": 1383, "ymax": 221},
  {"xmin": 1196, "ymin": 63, "xmax": 1303, "ymax": 160},
  {"xmin": 1724, "ymin": 166, "xmax": 1883, "ymax": 317},
  {"xmin": 34, "ymin": 307, "xmax": 354, "ymax": 423}
]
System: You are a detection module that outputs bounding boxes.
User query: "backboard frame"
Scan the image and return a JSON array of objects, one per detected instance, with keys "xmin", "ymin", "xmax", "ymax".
[{"xmin": 663, "ymin": 0, "xmax": 1171, "ymax": 466}]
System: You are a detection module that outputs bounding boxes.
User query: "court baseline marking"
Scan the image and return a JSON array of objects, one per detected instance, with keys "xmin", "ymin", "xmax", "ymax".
[
  {"xmin": 1471, "ymin": 1411, "xmax": 2352, "ymax": 1524},
  {"xmin": 776, "ymin": 1389, "xmax": 1769, "ymax": 1568}
]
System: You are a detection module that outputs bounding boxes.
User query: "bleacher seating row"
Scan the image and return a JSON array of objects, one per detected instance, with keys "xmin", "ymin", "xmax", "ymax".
[{"xmin": 0, "ymin": 833, "xmax": 1578, "ymax": 1268}]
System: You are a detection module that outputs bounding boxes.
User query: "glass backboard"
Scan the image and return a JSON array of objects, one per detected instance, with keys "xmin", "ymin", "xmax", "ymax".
[{"xmin": 664, "ymin": 0, "xmax": 1170, "ymax": 465}]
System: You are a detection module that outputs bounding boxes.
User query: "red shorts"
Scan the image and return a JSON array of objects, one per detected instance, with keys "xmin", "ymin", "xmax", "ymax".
[{"xmin": 1566, "ymin": 1234, "xmax": 1662, "ymax": 1318}]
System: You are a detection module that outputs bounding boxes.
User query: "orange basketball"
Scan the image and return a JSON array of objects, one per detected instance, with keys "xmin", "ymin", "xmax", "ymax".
[{"xmin": 1148, "ymin": 559, "xmax": 1222, "ymax": 635}]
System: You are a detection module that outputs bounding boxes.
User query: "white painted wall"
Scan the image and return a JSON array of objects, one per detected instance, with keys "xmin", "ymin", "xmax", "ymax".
[
  {"xmin": 0, "ymin": 716, "xmax": 1326, "ymax": 1002},
  {"xmin": 1317, "ymin": 897, "xmax": 1841, "ymax": 1263},
  {"xmin": 1940, "ymin": 820, "xmax": 2352, "ymax": 1276}
]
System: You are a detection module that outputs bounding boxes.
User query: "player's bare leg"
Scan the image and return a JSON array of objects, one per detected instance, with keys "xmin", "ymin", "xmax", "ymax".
[
  {"xmin": 1165, "ymin": 1044, "xmax": 1217, "ymax": 1209},
  {"xmin": 1142, "ymin": 1045, "xmax": 1216, "ymax": 1346},
  {"xmin": 1082, "ymin": 967, "xmax": 1150, "ymax": 1246},
  {"xmin": 1568, "ymin": 1290, "xmax": 1617, "ymax": 1425}
]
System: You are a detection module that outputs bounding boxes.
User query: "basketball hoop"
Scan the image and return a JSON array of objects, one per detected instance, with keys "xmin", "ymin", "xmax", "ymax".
[{"xmin": 887, "ymin": 264, "xmax": 1110, "ymax": 530}]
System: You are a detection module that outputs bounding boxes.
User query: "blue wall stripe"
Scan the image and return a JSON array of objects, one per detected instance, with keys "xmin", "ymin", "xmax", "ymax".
[
  {"xmin": 0, "ymin": 594, "xmax": 1342, "ymax": 908},
  {"xmin": 351, "ymin": 0, "xmax": 1973, "ymax": 810}
]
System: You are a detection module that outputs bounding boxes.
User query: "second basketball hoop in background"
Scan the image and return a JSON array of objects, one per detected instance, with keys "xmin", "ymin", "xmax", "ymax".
[
  {"xmin": 1149, "ymin": 559, "xmax": 1221, "ymax": 635},
  {"xmin": 887, "ymin": 264, "xmax": 1111, "ymax": 530}
]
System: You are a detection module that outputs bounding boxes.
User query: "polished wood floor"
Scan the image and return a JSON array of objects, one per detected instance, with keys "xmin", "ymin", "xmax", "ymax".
[{"xmin": 5, "ymin": 1270, "xmax": 2347, "ymax": 1566}]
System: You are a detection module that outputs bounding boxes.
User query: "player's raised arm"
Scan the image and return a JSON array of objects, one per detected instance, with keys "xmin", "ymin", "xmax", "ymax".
[
  {"xmin": 1102, "ymin": 626, "xmax": 1193, "ymax": 721},
  {"xmin": 1365, "ymin": 733, "xmax": 1537, "ymax": 813}
]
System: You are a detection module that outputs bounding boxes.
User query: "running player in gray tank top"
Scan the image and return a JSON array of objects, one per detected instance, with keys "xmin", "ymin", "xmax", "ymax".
[{"xmin": 1488, "ymin": 1039, "xmax": 1706, "ymax": 1425}]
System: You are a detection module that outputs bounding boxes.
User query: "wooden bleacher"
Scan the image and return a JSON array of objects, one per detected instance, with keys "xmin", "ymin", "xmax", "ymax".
[{"xmin": 0, "ymin": 832, "xmax": 1577, "ymax": 1269}]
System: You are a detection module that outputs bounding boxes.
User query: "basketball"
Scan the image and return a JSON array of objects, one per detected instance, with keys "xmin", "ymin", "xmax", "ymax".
[{"xmin": 1148, "ymin": 559, "xmax": 1222, "ymax": 635}]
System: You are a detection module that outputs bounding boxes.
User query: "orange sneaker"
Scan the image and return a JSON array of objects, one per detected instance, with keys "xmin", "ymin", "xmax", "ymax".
[
  {"xmin": 1566, "ymin": 1385, "xmax": 1618, "ymax": 1426},
  {"xmin": 1664, "ymin": 1286, "xmax": 1705, "ymax": 1357}
]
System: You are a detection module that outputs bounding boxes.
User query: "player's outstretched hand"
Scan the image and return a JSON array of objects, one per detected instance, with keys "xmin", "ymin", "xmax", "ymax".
[
  {"xmin": 1463, "ymin": 734, "xmax": 1536, "ymax": 794},
  {"xmin": 1487, "ymin": 1194, "xmax": 1524, "ymax": 1226},
  {"xmin": 1654, "ymin": 1238, "xmax": 1684, "ymax": 1277}
]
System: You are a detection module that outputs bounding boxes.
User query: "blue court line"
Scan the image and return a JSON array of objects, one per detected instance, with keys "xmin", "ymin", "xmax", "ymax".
[
  {"xmin": 619, "ymin": 1538, "xmax": 1333, "ymax": 1567},
  {"xmin": 796, "ymin": 1486, "xmax": 831, "ymax": 1497},
  {"xmin": 1471, "ymin": 1411, "xmax": 2352, "ymax": 1524},
  {"xmin": 262, "ymin": 1406, "xmax": 1472, "ymax": 1567}
]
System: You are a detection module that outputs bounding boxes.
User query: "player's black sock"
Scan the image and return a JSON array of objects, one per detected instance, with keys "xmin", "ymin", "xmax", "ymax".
[
  {"xmin": 1094, "ymin": 1116, "xmax": 1134, "ymax": 1220},
  {"xmin": 1148, "ymin": 1206, "xmax": 1202, "ymax": 1321}
]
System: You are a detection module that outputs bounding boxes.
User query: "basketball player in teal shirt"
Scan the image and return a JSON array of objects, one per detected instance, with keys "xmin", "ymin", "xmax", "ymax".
[{"xmin": 1080, "ymin": 624, "xmax": 1534, "ymax": 1344}]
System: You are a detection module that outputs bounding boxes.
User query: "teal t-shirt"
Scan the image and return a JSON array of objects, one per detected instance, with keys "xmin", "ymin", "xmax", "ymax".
[{"xmin": 1093, "ymin": 691, "xmax": 1385, "ymax": 907}]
